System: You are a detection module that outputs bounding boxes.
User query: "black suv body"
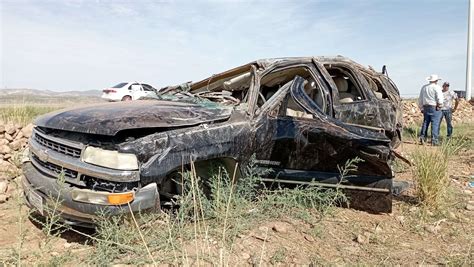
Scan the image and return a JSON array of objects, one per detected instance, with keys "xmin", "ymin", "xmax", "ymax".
[{"xmin": 22, "ymin": 56, "xmax": 402, "ymax": 226}]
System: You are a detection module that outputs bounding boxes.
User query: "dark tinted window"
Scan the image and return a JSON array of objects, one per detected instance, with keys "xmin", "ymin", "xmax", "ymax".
[{"xmin": 112, "ymin": 82, "xmax": 128, "ymax": 88}]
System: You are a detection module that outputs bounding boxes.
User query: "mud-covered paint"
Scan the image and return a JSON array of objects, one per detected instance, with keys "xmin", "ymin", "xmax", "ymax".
[
  {"xmin": 35, "ymin": 100, "xmax": 232, "ymax": 136},
  {"xmin": 119, "ymin": 77, "xmax": 394, "ymax": 211},
  {"xmin": 27, "ymin": 56, "xmax": 403, "ymax": 216}
]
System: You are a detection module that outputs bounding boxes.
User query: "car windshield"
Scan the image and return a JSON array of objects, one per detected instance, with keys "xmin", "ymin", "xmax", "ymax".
[{"xmin": 112, "ymin": 82, "xmax": 128, "ymax": 88}]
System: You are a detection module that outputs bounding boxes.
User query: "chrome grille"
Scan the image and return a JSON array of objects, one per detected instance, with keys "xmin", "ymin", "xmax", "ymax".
[
  {"xmin": 81, "ymin": 175, "xmax": 139, "ymax": 193},
  {"xmin": 31, "ymin": 154, "xmax": 78, "ymax": 179},
  {"xmin": 34, "ymin": 133, "xmax": 82, "ymax": 158}
]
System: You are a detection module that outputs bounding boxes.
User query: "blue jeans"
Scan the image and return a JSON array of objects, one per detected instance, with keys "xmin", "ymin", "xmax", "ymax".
[
  {"xmin": 419, "ymin": 105, "xmax": 442, "ymax": 144},
  {"xmin": 440, "ymin": 109, "xmax": 453, "ymax": 137}
]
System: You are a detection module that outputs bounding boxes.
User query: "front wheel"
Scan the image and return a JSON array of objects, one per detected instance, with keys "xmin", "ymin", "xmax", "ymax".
[{"xmin": 160, "ymin": 159, "xmax": 239, "ymax": 207}]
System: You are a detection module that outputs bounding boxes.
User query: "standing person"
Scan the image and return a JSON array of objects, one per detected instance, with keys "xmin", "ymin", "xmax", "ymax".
[
  {"xmin": 418, "ymin": 74, "xmax": 444, "ymax": 145},
  {"xmin": 440, "ymin": 82, "xmax": 459, "ymax": 139}
]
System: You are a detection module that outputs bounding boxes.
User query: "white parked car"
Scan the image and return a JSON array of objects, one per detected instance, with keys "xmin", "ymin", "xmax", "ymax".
[{"xmin": 101, "ymin": 82, "xmax": 158, "ymax": 101}]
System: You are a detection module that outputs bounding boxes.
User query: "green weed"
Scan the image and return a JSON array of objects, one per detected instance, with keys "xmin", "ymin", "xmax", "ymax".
[
  {"xmin": 411, "ymin": 138, "xmax": 467, "ymax": 210},
  {"xmin": 270, "ymin": 247, "xmax": 287, "ymax": 264}
]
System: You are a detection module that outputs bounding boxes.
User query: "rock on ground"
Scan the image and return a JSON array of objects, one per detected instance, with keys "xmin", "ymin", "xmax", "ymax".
[
  {"xmin": 4, "ymin": 124, "xmax": 16, "ymax": 135},
  {"xmin": 0, "ymin": 181, "xmax": 7, "ymax": 193},
  {"xmin": 0, "ymin": 145, "xmax": 11, "ymax": 155},
  {"xmin": 272, "ymin": 222, "xmax": 289, "ymax": 233},
  {"xmin": 21, "ymin": 123, "xmax": 34, "ymax": 138}
]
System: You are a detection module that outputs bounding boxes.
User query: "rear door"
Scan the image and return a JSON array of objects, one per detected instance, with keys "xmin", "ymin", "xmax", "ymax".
[
  {"xmin": 128, "ymin": 83, "xmax": 140, "ymax": 99},
  {"xmin": 129, "ymin": 83, "xmax": 147, "ymax": 100},
  {"xmin": 317, "ymin": 61, "xmax": 382, "ymax": 128},
  {"xmin": 141, "ymin": 84, "xmax": 156, "ymax": 97},
  {"xmin": 345, "ymin": 64, "xmax": 403, "ymax": 146}
]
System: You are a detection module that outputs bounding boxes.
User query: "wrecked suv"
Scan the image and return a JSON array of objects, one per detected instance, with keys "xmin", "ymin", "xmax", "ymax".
[{"xmin": 22, "ymin": 56, "xmax": 402, "ymax": 227}]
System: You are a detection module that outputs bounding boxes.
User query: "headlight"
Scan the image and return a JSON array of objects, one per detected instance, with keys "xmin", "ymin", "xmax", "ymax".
[
  {"xmin": 71, "ymin": 189, "xmax": 134, "ymax": 205},
  {"xmin": 81, "ymin": 146, "xmax": 138, "ymax": 170}
]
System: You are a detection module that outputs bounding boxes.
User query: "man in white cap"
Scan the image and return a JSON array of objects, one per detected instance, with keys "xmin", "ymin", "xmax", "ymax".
[{"xmin": 417, "ymin": 74, "xmax": 444, "ymax": 145}]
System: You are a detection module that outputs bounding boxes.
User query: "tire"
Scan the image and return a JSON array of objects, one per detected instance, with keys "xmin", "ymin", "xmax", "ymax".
[
  {"xmin": 121, "ymin": 95, "xmax": 132, "ymax": 101},
  {"xmin": 161, "ymin": 159, "xmax": 239, "ymax": 201}
]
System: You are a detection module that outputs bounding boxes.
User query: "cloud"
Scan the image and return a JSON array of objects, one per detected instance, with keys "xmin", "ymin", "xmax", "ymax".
[
  {"xmin": 108, "ymin": 4, "xmax": 138, "ymax": 17},
  {"xmin": 0, "ymin": 0, "xmax": 470, "ymax": 95}
]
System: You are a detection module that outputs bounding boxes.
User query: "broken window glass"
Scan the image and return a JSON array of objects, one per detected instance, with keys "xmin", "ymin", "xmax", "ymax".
[
  {"xmin": 362, "ymin": 73, "xmax": 389, "ymax": 100},
  {"xmin": 325, "ymin": 65, "xmax": 366, "ymax": 103},
  {"xmin": 259, "ymin": 67, "xmax": 327, "ymax": 115}
]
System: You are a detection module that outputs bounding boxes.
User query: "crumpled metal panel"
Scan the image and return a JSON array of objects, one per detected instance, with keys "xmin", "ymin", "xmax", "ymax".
[
  {"xmin": 120, "ymin": 77, "xmax": 392, "ymax": 183},
  {"xmin": 34, "ymin": 100, "xmax": 232, "ymax": 136},
  {"xmin": 119, "ymin": 112, "xmax": 253, "ymax": 184},
  {"xmin": 312, "ymin": 56, "xmax": 403, "ymax": 146}
]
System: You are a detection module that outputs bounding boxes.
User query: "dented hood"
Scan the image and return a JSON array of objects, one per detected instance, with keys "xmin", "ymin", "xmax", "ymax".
[{"xmin": 35, "ymin": 100, "xmax": 232, "ymax": 136}]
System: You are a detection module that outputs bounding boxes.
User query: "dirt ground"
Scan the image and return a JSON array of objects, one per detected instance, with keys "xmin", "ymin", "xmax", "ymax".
[{"xmin": 0, "ymin": 140, "xmax": 472, "ymax": 265}]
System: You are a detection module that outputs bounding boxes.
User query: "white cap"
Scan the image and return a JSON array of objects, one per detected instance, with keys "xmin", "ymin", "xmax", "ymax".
[{"xmin": 426, "ymin": 74, "xmax": 442, "ymax": 82}]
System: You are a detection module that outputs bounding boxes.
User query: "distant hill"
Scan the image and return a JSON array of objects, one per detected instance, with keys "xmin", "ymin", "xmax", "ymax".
[
  {"xmin": 0, "ymin": 88, "xmax": 102, "ymax": 97},
  {"xmin": 0, "ymin": 88, "xmax": 104, "ymax": 105}
]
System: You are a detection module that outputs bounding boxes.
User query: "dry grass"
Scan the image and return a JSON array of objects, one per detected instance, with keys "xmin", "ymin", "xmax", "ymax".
[
  {"xmin": 2, "ymin": 139, "xmax": 473, "ymax": 265},
  {"xmin": 0, "ymin": 105, "xmax": 61, "ymax": 126},
  {"xmin": 1, "ymin": 157, "xmax": 349, "ymax": 265},
  {"xmin": 2, "ymin": 99, "xmax": 471, "ymax": 265},
  {"xmin": 403, "ymin": 122, "xmax": 474, "ymax": 148}
]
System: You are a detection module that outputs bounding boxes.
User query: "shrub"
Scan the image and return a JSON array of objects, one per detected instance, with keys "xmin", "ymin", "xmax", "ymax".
[
  {"xmin": 411, "ymin": 138, "xmax": 467, "ymax": 209},
  {"xmin": 411, "ymin": 147, "xmax": 449, "ymax": 209}
]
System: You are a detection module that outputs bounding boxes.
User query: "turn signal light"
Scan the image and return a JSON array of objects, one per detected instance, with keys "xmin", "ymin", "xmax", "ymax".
[{"xmin": 107, "ymin": 192, "xmax": 134, "ymax": 205}]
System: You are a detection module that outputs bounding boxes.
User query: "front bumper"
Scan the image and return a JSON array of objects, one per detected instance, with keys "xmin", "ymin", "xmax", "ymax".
[{"xmin": 22, "ymin": 162, "xmax": 159, "ymax": 227}]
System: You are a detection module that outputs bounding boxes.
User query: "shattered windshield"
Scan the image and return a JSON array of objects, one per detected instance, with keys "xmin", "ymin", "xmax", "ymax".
[
  {"xmin": 147, "ymin": 90, "xmax": 232, "ymax": 110},
  {"xmin": 155, "ymin": 69, "xmax": 252, "ymax": 107}
]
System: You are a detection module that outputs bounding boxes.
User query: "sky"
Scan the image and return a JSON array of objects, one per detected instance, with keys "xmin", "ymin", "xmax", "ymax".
[{"xmin": 0, "ymin": 0, "xmax": 471, "ymax": 96}]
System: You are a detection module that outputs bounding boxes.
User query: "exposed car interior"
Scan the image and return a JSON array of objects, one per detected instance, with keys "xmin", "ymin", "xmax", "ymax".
[
  {"xmin": 191, "ymin": 69, "xmax": 252, "ymax": 105},
  {"xmin": 190, "ymin": 66, "xmax": 328, "ymax": 117},
  {"xmin": 325, "ymin": 65, "xmax": 366, "ymax": 103},
  {"xmin": 362, "ymin": 73, "xmax": 390, "ymax": 100},
  {"xmin": 283, "ymin": 94, "xmax": 313, "ymax": 119},
  {"xmin": 259, "ymin": 67, "xmax": 327, "ymax": 117}
]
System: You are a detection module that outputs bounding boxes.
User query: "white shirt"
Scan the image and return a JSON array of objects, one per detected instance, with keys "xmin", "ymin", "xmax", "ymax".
[
  {"xmin": 418, "ymin": 83, "xmax": 443, "ymax": 108},
  {"xmin": 441, "ymin": 90, "xmax": 458, "ymax": 110}
]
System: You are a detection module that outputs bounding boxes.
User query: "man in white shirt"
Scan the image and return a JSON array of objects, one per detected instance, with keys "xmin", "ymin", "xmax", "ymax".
[
  {"xmin": 417, "ymin": 74, "xmax": 444, "ymax": 145},
  {"xmin": 439, "ymin": 82, "xmax": 459, "ymax": 138}
]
